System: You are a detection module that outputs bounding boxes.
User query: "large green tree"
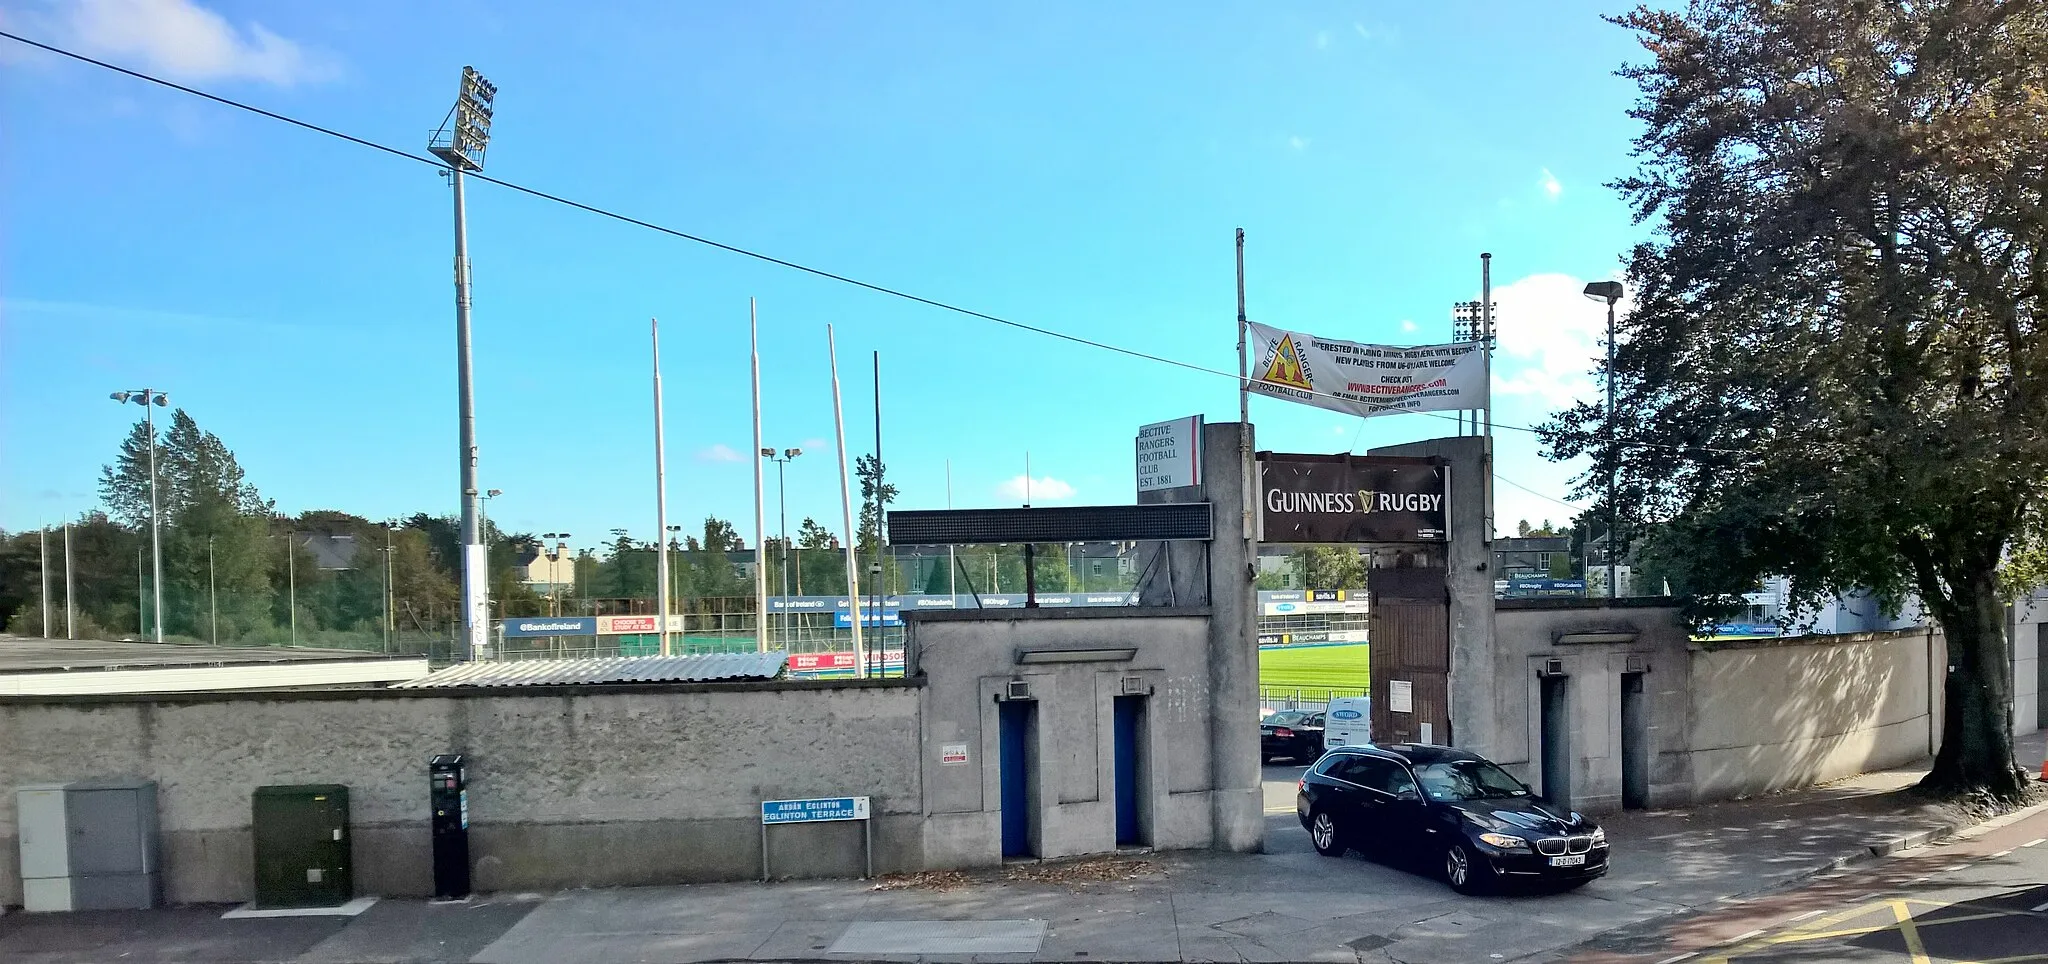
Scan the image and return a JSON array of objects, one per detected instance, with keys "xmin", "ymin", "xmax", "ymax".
[
  {"xmin": 1546, "ymin": 0, "xmax": 2048, "ymax": 798},
  {"xmin": 1290, "ymin": 545, "xmax": 1367, "ymax": 591},
  {"xmin": 94, "ymin": 411, "xmax": 275, "ymax": 641}
]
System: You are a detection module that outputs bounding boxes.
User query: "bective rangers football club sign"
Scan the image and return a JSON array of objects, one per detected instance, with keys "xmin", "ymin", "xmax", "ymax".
[
  {"xmin": 1246, "ymin": 321, "xmax": 1488, "ymax": 419},
  {"xmin": 1260, "ymin": 455, "xmax": 1448, "ymax": 543}
]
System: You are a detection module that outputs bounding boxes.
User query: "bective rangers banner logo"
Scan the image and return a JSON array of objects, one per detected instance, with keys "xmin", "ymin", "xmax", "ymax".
[
  {"xmin": 1259, "ymin": 334, "xmax": 1314, "ymax": 389},
  {"xmin": 1260, "ymin": 455, "xmax": 1449, "ymax": 544},
  {"xmin": 1247, "ymin": 321, "xmax": 1487, "ymax": 419}
]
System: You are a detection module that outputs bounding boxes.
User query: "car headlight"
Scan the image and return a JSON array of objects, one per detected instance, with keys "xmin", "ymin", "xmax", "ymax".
[
  {"xmin": 1590, "ymin": 827, "xmax": 1607, "ymax": 844},
  {"xmin": 1477, "ymin": 832, "xmax": 1529, "ymax": 850}
]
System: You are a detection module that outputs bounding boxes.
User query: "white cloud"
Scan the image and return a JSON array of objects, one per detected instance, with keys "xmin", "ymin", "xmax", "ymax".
[
  {"xmin": 1353, "ymin": 22, "xmax": 1372, "ymax": 39},
  {"xmin": 1315, "ymin": 29, "xmax": 1331, "ymax": 49},
  {"xmin": 1288, "ymin": 135, "xmax": 1310, "ymax": 152},
  {"xmin": 57, "ymin": 0, "xmax": 331, "ymax": 85},
  {"xmin": 696, "ymin": 444, "xmax": 745, "ymax": 463},
  {"xmin": 800, "ymin": 437, "xmax": 827, "ymax": 451},
  {"xmin": 997, "ymin": 475, "xmax": 1076, "ymax": 503},
  {"xmin": 1488, "ymin": 272, "xmax": 1633, "ymax": 408},
  {"xmin": 1399, "ymin": 319, "xmax": 1419, "ymax": 333},
  {"xmin": 1540, "ymin": 167, "xmax": 1564, "ymax": 200}
]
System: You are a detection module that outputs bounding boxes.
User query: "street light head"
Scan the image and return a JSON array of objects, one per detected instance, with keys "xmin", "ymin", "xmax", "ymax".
[
  {"xmin": 761, "ymin": 447, "xmax": 776, "ymax": 457},
  {"xmin": 110, "ymin": 391, "xmax": 130, "ymax": 403},
  {"xmin": 1582, "ymin": 281, "xmax": 1625, "ymax": 304},
  {"xmin": 486, "ymin": 489, "xmax": 502, "ymax": 498},
  {"xmin": 786, "ymin": 447, "xmax": 802, "ymax": 458},
  {"xmin": 151, "ymin": 394, "xmax": 167, "ymax": 406}
]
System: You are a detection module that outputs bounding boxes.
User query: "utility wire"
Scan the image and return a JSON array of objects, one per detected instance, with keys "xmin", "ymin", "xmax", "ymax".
[
  {"xmin": 1496, "ymin": 473, "xmax": 1586, "ymax": 512},
  {"xmin": 3, "ymin": 29, "xmax": 1713, "ymax": 452}
]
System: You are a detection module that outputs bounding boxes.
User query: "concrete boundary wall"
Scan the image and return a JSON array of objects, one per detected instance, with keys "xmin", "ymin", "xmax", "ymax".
[
  {"xmin": 1483, "ymin": 602, "xmax": 1947, "ymax": 812},
  {"xmin": 1688, "ymin": 629, "xmax": 1942, "ymax": 800},
  {"xmin": 0, "ymin": 680, "xmax": 922, "ymax": 905}
]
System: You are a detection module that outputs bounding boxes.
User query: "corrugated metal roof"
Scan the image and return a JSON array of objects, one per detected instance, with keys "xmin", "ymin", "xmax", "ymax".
[{"xmin": 389, "ymin": 651, "xmax": 788, "ymax": 689}]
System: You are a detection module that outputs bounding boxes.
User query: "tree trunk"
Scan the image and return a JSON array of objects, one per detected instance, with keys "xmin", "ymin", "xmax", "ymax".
[{"xmin": 1920, "ymin": 566, "xmax": 2028, "ymax": 799}]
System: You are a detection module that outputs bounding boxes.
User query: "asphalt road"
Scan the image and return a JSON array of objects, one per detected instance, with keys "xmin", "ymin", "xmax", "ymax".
[
  {"xmin": 1564, "ymin": 806, "xmax": 2048, "ymax": 964},
  {"xmin": 1261, "ymin": 760, "xmax": 1314, "ymax": 853}
]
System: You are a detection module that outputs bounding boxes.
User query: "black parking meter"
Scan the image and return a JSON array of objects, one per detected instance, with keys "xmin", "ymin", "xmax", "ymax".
[{"xmin": 428, "ymin": 754, "xmax": 470, "ymax": 900}]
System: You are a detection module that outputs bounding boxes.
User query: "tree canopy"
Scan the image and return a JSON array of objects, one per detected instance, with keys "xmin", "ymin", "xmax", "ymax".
[{"xmin": 1544, "ymin": 0, "xmax": 2048, "ymax": 798}]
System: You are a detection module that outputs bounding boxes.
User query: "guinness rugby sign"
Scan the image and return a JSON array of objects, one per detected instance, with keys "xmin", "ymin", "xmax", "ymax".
[{"xmin": 1259, "ymin": 454, "xmax": 1448, "ymax": 543}]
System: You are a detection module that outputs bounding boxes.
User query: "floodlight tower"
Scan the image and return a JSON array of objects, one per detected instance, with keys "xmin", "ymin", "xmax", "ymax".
[{"xmin": 429, "ymin": 66, "xmax": 498, "ymax": 661}]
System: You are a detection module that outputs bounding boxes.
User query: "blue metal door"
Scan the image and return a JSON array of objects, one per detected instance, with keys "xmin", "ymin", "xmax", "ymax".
[
  {"xmin": 999, "ymin": 700, "xmax": 1033, "ymax": 857},
  {"xmin": 1113, "ymin": 696, "xmax": 1142, "ymax": 845}
]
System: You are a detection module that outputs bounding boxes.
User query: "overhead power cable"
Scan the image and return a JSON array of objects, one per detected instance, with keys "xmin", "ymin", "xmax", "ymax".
[{"xmin": 3, "ymin": 29, "xmax": 1729, "ymax": 455}]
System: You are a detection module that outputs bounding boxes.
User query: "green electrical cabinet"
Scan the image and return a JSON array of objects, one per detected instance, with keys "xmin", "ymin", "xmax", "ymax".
[{"xmin": 251, "ymin": 785, "xmax": 352, "ymax": 908}]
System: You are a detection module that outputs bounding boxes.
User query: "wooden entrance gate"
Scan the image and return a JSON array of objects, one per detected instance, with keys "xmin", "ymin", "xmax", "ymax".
[{"xmin": 1368, "ymin": 567, "xmax": 1451, "ymax": 746}]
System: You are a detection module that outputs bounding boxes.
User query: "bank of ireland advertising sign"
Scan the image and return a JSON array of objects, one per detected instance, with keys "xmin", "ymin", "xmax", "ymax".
[
  {"xmin": 1260, "ymin": 456, "xmax": 1448, "ymax": 543},
  {"xmin": 500, "ymin": 616, "xmax": 597, "ymax": 638}
]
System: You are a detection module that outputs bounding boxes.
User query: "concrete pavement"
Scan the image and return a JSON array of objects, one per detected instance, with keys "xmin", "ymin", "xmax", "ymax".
[{"xmin": 2, "ymin": 731, "xmax": 2041, "ymax": 964}]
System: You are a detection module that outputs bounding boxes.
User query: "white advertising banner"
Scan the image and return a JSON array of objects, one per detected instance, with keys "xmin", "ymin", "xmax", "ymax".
[{"xmin": 1246, "ymin": 321, "xmax": 1487, "ymax": 418}]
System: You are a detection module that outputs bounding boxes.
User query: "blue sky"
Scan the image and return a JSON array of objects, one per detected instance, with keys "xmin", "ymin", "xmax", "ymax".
[{"xmin": 1, "ymin": 0, "xmax": 1649, "ymax": 551}]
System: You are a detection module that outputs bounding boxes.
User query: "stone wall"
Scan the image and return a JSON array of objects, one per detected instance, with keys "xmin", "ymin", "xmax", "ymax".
[{"xmin": 0, "ymin": 680, "xmax": 921, "ymax": 904}]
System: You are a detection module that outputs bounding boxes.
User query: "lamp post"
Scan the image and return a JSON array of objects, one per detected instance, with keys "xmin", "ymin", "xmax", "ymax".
[
  {"xmin": 281, "ymin": 529, "xmax": 299, "ymax": 647},
  {"xmin": 1583, "ymin": 280, "xmax": 1625, "ymax": 599},
  {"xmin": 110, "ymin": 389, "xmax": 168, "ymax": 642},
  {"xmin": 482, "ymin": 489, "xmax": 501, "ymax": 615},
  {"xmin": 543, "ymin": 532, "xmax": 574, "ymax": 616},
  {"xmin": 207, "ymin": 534, "xmax": 217, "ymax": 646},
  {"xmin": 429, "ymin": 65, "xmax": 499, "ymax": 662},
  {"xmin": 762, "ymin": 447, "xmax": 802, "ymax": 642},
  {"xmin": 63, "ymin": 522, "xmax": 75, "ymax": 640},
  {"xmin": 378, "ymin": 521, "xmax": 399, "ymax": 653},
  {"xmin": 39, "ymin": 526, "xmax": 49, "ymax": 639}
]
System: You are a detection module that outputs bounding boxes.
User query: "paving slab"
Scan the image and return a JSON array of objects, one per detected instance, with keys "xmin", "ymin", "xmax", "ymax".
[
  {"xmin": 828, "ymin": 919, "xmax": 1048, "ymax": 956},
  {"xmin": 294, "ymin": 897, "xmax": 539, "ymax": 963}
]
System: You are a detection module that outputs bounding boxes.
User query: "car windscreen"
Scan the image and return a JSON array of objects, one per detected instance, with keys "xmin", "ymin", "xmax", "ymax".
[
  {"xmin": 1413, "ymin": 759, "xmax": 1530, "ymax": 801},
  {"xmin": 1265, "ymin": 711, "xmax": 1309, "ymax": 726}
]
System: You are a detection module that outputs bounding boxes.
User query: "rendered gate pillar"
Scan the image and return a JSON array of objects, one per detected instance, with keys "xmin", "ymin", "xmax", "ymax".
[
  {"xmin": 1202, "ymin": 420, "xmax": 1264, "ymax": 852},
  {"xmin": 1371, "ymin": 435, "xmax": 1498, "ymax": 759}
]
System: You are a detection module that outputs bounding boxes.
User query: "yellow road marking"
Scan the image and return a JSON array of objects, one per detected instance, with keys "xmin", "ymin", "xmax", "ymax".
[
  {"xmin": 1763, "ymin": 909, "xmax": 2014, "ymax": 944},
  {"xmin": 1700, "ymin": 897, "xmax": 2040, "ymax": 962},
  {"xmin": 1891, "ymin": 900, "xmax": 1932, "ymax": 964}
]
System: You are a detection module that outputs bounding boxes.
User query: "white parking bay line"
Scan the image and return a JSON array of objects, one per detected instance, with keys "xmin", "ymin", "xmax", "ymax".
[
  {"xmin": 2023, "ymin": 838, "xmax": 2045, "ymax": 848},
  {"xmin": 1991, "ymin": 850, "xmax": 2013, "ymax": 858},
  {"xmin": 1654, "ymin": 953, "xmax": 1698, "ymax": 964},
  {"xmin": 2031, "ymin": 900, "xmax": 2048, "ymax": 913},
  {"xmin": 1790, "ymin": 910, "xmax": 1825, "ymax": 922},
  {"xmin": 1730, "ymin": 929, "xmax": 1767, "ymax": 943}
]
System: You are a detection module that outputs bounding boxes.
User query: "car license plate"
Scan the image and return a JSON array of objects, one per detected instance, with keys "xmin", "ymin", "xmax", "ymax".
[{"xmin": 1549, "ymin": 855, "xmax": 1586, "ymax": 867}]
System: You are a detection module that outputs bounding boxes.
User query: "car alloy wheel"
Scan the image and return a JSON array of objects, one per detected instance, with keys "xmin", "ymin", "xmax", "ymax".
[
  {"xmin": 1445, "ymin": 843, "xmax": 1490, "ymax": 895},
  {"xmin": 1310, "ymin": 810, "xmax": 1343, "ymax": 857}
]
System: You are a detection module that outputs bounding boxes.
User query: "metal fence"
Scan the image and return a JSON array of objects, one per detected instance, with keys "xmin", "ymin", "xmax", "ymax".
[{"xmin": 1259, "ymin": 686, "xmax": 1369, "ymax": 710}]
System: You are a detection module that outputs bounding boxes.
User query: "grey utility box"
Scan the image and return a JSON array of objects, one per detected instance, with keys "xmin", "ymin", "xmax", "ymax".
[{"xmin": 17, "ymin": 780, "xmax": 162, "ymax": 912}]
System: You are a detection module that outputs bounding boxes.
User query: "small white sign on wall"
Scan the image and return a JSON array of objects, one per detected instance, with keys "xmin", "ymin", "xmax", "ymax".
[
  {"xmin": 940, "ymin": 743, "xmax": 970, "ymax": 765},
  {"xmin": 1389, "ymin": 680, "xmax": 1414, "ymax": 714}
]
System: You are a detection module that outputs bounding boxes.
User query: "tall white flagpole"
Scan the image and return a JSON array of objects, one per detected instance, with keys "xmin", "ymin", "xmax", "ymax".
[
  {"xmin": 1236, "ymin": 229, "xmax": 1254, "ymax": 543},
  {"xmin": 751, "ymin": 299, "xmax": 769, "ymax": 653},
  {"xmin": 828, "ymin": 325, "xmax": 867, "ymax": 678},
  {"xmin": 652, "ymin": 317, "xmax": 674, "ymax": 658}
]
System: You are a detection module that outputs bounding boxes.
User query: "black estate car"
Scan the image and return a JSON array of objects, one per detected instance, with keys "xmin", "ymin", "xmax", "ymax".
[
  {"xmin": 1260, "ymin": 710, "xmax": 1325, "ymax": 763},
  {"xmin": 1295, "ymin": 743, "xmax": 1608, "ymax": 893}
]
